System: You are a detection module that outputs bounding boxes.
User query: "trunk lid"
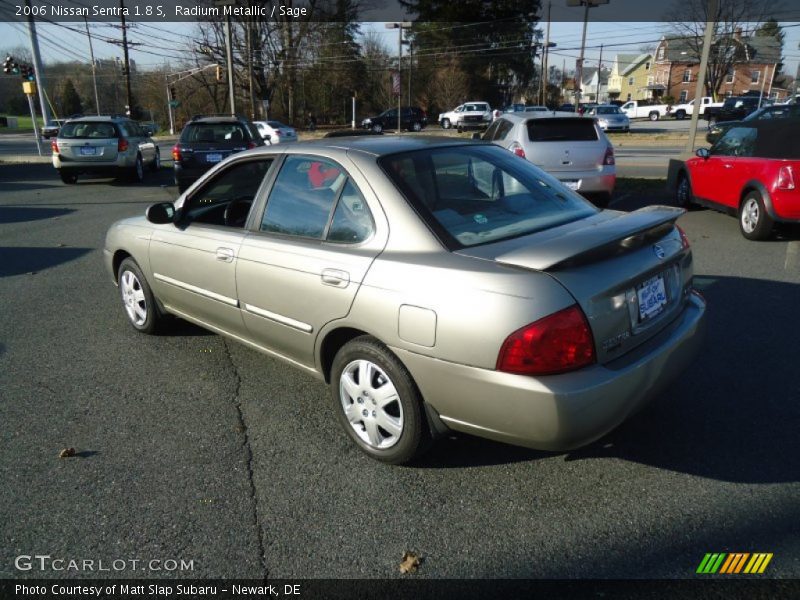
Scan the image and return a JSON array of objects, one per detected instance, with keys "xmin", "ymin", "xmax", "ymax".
[
  {"xmin": 456, "ymin": 207, "xmax": 694, "ymax": 364},
  {"xmin": 522, "ymin": 117, "xmax": 607, "ymax": 174}
]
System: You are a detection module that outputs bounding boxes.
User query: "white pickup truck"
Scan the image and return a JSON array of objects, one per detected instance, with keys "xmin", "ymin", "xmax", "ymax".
[
  {"xmin": 620, "ymin": 100, "xmax": 671, "ymax": 121},
  {"xmin": 669, "ymin": 97, "xmax": 723, "ymax": 119}
]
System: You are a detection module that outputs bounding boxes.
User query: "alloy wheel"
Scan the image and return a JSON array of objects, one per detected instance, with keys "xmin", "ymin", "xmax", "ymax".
[
  {"xmin": 741, "ymin": 197, "xmax": 760, "ymax": 234},
  {"xmin": 120, "ymin": 269, "xmax": 147, "ymax": 326}
]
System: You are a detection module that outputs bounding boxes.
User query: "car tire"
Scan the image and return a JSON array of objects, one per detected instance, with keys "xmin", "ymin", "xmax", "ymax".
[
  {"xmin": 59, "ymin": 171, "xmax": 78, "ymax": 184},
  {"xmin": 649, "ymin": 111, "xmax": 660, "ymax": 121},
  {"xmin": 330, "ymin": 336, "xmax": 430, "ymax": 465},
  {"xmin": 675, "ymin": 172, "xmax": 694, "ymax": 209},
  {"xmin": 129, "ymin": 154, "xmax": 145, "ymax": 183},
  {"xmin": 117, "ymin": 258, "xmax": 163, "ymax": 334},
  {"xmin": 739, "ymin": 190, "xmax": 773, "ymax": 241},
  {"xmin": 372, "ymin": 123, "xmax": 383, "ymax": 134},
  {"xmin": 675, "ymin": 110, "xmax": 686, "ymax": 120},
  {"xmin": 149, "ymin": 150, "xmax": 161, "ymax": 172},
  {"xmin": 441, "ymin": 118, "xmax": 451, "ymax": 129}
]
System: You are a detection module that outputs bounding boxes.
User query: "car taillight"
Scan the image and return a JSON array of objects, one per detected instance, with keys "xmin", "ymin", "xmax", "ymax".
[
  {"xmin": 509, "ymin": 142, "xmax": 526, "ymax": 159},
  {"xmin": 777, "ymin": 165, "xmax": 795, "ymax": 190},
  {"xmin": 171, "ymin": 144, "xmax": 181, "ymax": 161},
  {"xmin": 603, "ymin": 146, "xmax": 615, "ymax": 165},
  {"xmin": 51, "ymin": 139, "xmax": 58, "ymax": 154},
  {"xmin": 118, "ymin": 138, "xmax": 129, "ymax": 152},
  {"xmin": 496, "ymin": 305, "xmax": 596, "ymax": 376},
  {"xmin": 676, "ymin": 224, "xmax": 691, "ymax": 249}
]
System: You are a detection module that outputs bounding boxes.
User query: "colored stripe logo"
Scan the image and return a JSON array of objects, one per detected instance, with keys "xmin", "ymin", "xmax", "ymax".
[{"xmin": 697, "ymin": 553, "xmax": 773, "ymax": 574}]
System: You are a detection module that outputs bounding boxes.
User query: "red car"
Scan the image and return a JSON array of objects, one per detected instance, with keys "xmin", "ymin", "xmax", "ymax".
[{"xmin": 674, "ymin": 120, "xmax": 800, "ymax": 240}]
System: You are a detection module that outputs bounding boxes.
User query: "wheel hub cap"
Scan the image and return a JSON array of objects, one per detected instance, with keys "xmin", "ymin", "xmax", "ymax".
[{"xmin": 340, "ymin": 359, "xmax": 403, "ymax": 450}]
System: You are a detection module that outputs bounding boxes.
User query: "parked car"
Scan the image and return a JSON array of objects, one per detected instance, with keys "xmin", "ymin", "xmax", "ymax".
[
  {"xmin": 172, "ymin": 115, "xmax": 265, "ymax": 193},
  {"xmin": 620, "ymin": 100, "xmax": 671, "ymax": 121},
  {"xmin": 437, "ymin": 102, "xmax": 492, "ymax": 131},
  {"xmin": 480, "ymin": 112, "xmax": 616, "ymax": 206},
  {"xmin": 558, "ymin": 103, "xmax": 576, "ymax": 112},
  {"xmin": 105, "ymin": 136, "xmax": 705, "ymax": 464},
  {"xmin": 704, "ymin": 104, "xmax": 800, "ymax": 144},
  {"xmin": 668, "ymin": 96, "xmax": 722, "ymax": 120},
  {"xmin": 253, "ymin": 120, "xmax": 298, "ymax": 143},
  {"xmin": 673, "ymin": 119, "xmax": 800, "ymax": 240},
  {"xmin": 503, "ymin": 103, "xmax": 527, "ymax": 113},
  {"xmin": 361, "ymin": 106, "xmax": 427, "ymax": 133},
  {"xmin": 586, "ymin": 105, "xmax": 631, "ymax": 132},
  {"xmin": 704, "ymin": 96, "xmax": 764, "ymax": 125},
  {"xmin": 51, "ymin": 115, "xmax": 160, "ymax": 184},
  {"xmin": 524, "ymin": 105, "xmax": 549, "ymax": 112},
  {"xmin": 41, "ymin": 119, "xmax": 65, "ymax": 139}
]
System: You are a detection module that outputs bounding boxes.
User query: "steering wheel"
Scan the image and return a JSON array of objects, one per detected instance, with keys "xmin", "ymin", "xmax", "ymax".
[{"xmin": 223, "ymin": 197, "xmax": 253, "ymax": 228}]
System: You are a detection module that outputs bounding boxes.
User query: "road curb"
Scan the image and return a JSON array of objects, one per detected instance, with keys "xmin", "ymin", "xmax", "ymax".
[{"xmin": 0, "ymin": 155, "xmax": 52, "ymax": 165}]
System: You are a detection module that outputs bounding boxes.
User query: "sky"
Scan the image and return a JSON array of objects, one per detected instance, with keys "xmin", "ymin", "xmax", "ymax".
[{"xmin": 1, "ymin": 17, "xmax": 799, "ymax": 82}]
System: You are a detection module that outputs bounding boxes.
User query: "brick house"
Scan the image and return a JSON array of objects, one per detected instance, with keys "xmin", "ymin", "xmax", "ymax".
[{"xmin": 651, "ymin": 32, "xmax": 783, "ymax": 103}]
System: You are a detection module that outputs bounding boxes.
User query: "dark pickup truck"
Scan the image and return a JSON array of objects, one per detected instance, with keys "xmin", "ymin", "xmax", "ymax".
[{"xmin": 704, "ymin": 96, "xmax": 764, "ymax": 125}]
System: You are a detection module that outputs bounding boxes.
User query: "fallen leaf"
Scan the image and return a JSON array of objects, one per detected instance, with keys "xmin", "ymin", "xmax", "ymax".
[
  {"xmin": 399, "ymin": 551, "xmax": 421, "ymax": 574},
  {"xmin": 59, "ymin": 448, "xmax": 76, "ymax": 458}
]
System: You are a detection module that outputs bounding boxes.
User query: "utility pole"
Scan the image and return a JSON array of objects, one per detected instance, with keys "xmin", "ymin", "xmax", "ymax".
[
  {"xmin": 386, "ymin": 22, "xmax": 412, "ymax": 132},
  {"xmin": 84, "ymin": 18, "xmax": 101, "ymax": 115},
  {"xmin": 568, "ymin": 0, "xmax": 609, "ymax": 106},
  {"xmin": 595, "ymin": 44, "xmax": 603, "ymax": 102},
  {"xmin": 541, "ymin": 1, "xmax": 551, "ymax": 106},
  {"xmin": 225, "ymin": 16, "xmax": 235, "ymax": 115},
  {"xmin": 246, "ymin": 17, "xmax": 255, "ymax": 119},
  {"xmin": 686, "ymin": 0, "xmax": 718, "ymax": 153},
  {"xmin": 119, "ymin": 0, "xmax": 133, "ymax": 117},
  {"xmin": 24, "ymin": 0, "xmax": 51, "ymax": 125},
  {"xmin": 165, "ymin": 73, "xmax": 174, "ymax": 135}
]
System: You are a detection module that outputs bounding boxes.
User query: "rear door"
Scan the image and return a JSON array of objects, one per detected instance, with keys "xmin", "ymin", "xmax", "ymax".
[
  {"xmin": 522, "ymin": 118, "xmax": 606, "ymax": 176},
  {"xmin": 57, "ymin": 121, "xmax": 119, "ymax": 163}
]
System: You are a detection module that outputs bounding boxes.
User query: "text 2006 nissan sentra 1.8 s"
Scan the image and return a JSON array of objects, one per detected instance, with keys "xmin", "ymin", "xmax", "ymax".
[{"xmin": 104, "ymin": 137, "xmax": 706, "ymax": 464}]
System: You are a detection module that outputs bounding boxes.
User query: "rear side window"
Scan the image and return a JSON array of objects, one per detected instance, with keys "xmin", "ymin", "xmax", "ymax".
[
  {"xmin": 59, "ymin": 122, "xmax": 118, "ymax": 139},
  {"xmin": 527, "ymin": 118, "xmax": 598, "ymax": 142},
  {"xmin": 181, "ymin": 123, "xmax": 248, "ymax": 143},
  {"xmin": 482, "ymin": 119, "xmax": 513, "ymax": 141}
]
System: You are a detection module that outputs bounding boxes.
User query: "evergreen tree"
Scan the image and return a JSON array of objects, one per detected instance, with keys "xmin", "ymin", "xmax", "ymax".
[
  {"xmin": 755, "ymin": 19, "xmax": 784, "ymax": 74},
  {"xmin": 61, "ymin": 79, "xmax": 82, "ymax": 116}
]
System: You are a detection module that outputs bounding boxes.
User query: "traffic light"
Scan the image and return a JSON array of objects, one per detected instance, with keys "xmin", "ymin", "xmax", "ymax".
[
  {"xmin": 21, "ymin": 65, "xmax": 35, "ymax": 81},
  {"xmin": 3, "ymin": 55, "xmax": 19, "ymax": 75},
  {"xmin": 215, "ymin": 64, "xmax": 222, "ymax": 82}
]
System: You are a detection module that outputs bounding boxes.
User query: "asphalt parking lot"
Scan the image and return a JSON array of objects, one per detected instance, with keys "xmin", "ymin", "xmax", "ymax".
[{"xmin": 1, "ymin": 162, "xmax": 799, "ymax": 582}]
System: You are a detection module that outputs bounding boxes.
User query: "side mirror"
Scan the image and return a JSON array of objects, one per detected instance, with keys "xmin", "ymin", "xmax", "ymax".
[
  {"xmin": 471, "ymin": 132, "xmax": 482, "ymax": 140},
  {"xmin": 146, "ymin": 202, "xmax": 175, "ymax": 224},
  {"xmin": 695, "ymin": 147, "xmax": 710, "ymax": 159}
]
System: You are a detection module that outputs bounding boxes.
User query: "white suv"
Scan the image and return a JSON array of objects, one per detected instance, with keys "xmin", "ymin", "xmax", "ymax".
[
  {"xmin": 481, "ymin": 112, "xmax": 616, "ymax": 207},
  {"xmin": 438, "ymin": 102, "xmax": 492, "ymax": 131}
]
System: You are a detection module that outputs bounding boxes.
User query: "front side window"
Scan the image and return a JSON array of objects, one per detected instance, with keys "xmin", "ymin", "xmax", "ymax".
[
  {"xmin": 711, "ymin": 127, "xmax": 757, "ymax": 157},
  {"xmin": 183, "ymin": 159, "xmax": 273, "ymax": 227},
  {"xmin": 260, "ymin": 155, "xmax": 373, "ymax": 243},
  {"xmin": 380, "ymin": 145, "xmax": 596, "ymax": 248}
]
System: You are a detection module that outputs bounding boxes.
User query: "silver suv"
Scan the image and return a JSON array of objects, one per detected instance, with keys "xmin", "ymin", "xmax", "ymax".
[
  {"xmin": 481, "ymin": 112, "xmax": 616, "ymax": 207},
  {"xmin": 52, "ymin": 116, "xmax": 160, "ymax": 184}
]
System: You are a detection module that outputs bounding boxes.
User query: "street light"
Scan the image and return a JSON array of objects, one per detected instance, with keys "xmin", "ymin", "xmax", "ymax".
[
  {"xmin": 567, "ymin": 0, "xmax": 609, "ymax": 105},
  {"xmin": 386, "ymin": 22, "xmax": 412, "ymax": 133}
]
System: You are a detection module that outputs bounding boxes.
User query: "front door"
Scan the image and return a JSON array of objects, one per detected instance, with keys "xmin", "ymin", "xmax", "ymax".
[{"xmin": 149, "ymin": 157, "xmax": 274, "ymax": 334}]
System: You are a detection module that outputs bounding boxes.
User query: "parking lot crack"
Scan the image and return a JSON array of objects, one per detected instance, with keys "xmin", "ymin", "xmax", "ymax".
[{"xmin": 221, "ymin": 338, "xmax": 268, "ymax": 580}]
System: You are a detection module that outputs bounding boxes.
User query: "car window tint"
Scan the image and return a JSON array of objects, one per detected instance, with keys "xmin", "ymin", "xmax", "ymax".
[
  {"xmin": 327, "ymin": 180, "xmax": 375, "ymax": 244},
  {"xmin": 494, "ymin": 119, "xmax": 514, "ymax": 141},
  {"xmin": 182, "ymin": 123, "xmax": 248, "ymax": 143},
  {"xmin": 711, "ymin": 127, "xmax": 757, "ymax": 157},
  {"xmin": 527, "ymin": 118, "xmax": 598, "ymax": 142},
  {"xmin": 482, "ymin": 120, "xmax": 501, "ymax": 141},
  {"xmin": 184, "ymin": 159, "xmax": 273, "ymax": 226},
  {"xmin": 380, "ymin": 146, "xmax": 596, "ymax": 248},
  {"xmin": 59, "ymin": 122, "xmax": 118, "ymax": 139},
  {"xmin": 261, "ymin": 155, "xmax": 346, "ymax": 239}
]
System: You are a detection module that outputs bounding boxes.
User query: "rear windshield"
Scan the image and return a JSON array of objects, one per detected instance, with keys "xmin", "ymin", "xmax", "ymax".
[
  {"xmin": 181, "ymin": 123, "xmax": 251, "ymax": 143},
  {"xmin": 595, "ymin": 107, "xmax": 622, "ymax": 115},
  {"xmin": 527, "ymin": 118, "xmax": 598, "ymax": 142},
  {"xmin": 59, "ymin": 122, "xmax": 118, "ymax": 139},
  {"xmin": 379, "ymin": 145, "xmax": 596, "ymax": 249}
]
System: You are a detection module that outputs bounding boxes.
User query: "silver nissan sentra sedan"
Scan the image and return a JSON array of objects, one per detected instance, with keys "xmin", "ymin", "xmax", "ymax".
[{"xmin": 104, "ymin": 136, "xmax": 706, "ymax": 464}]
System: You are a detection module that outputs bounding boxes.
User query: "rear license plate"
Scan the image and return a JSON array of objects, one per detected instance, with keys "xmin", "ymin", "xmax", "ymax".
[
  {"xmin": 637, "ymin": 274, "xmax": 668, "ymax": 322},
  {"xmin": 563, "ymin": 180, "xmax": 580, "ymax": 190},
  {"xmin": 79, "ymin": 146, "xmax": 96, "ymax": 156},
  {"xmin": 206, "ymin": 153, "xmax": 223, "ymax": 163}
]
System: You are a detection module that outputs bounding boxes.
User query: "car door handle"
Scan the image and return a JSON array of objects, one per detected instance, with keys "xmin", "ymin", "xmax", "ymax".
[
  {"xmin": 216, "ymin": 247, "xmax": 235, "ymax": 262},
  {"xmin": 321, "ymin": 268, "xmax": 349, "ymax": 288}
]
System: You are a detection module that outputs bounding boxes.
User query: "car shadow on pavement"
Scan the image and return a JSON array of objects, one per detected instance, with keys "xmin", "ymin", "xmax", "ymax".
[
  {"xmin": 418, "ymin": 276, "xmax": 799, "ymax": 484},
  {"xmin": 0, "ymin": 246, "xmax": 92, "ymax": 277},
  {"xmin": 0, "ymin": 206, "xmax": 74, "ymax": 224}
]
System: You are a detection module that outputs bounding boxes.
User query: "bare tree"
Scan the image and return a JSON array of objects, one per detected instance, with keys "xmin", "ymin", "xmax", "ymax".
[{"xmin": 667, "ymin": 0, "xmax": 770, "ymax": 99}]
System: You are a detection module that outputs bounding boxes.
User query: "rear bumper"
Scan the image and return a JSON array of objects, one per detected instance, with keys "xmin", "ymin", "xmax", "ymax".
[
  {"xmin": 551, "ymin": 168, "xmax": 616, "ymax": 194},
  {"xmin": 392, "ymin": 293, "xmax": 706, "ymax": 451},
  {"xmin": 53, "ymin": 153, "xmax": 135, "ymax": 172}
]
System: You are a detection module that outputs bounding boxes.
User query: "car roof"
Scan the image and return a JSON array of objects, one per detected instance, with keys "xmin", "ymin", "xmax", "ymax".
[
  {"xmin": 499, "ymin": 111, "xmax": 587, "ymax": 121},
  {"xmin": 245, "ymin": 135, "xmax": 482, "ymax": 157},
  {"xmin": 729, "ymin": 118, "xmax": 800, "ymax": 158}
]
